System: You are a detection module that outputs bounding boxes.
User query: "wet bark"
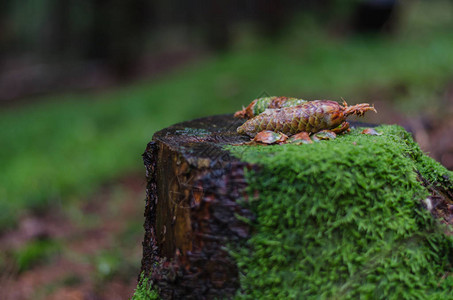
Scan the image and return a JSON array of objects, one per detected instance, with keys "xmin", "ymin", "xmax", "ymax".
[{"xmin": 140, "ymin": 114, "xmax": 254, "ymax": 299}]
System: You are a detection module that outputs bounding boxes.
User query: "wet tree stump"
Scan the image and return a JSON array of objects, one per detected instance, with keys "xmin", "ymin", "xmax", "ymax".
[
  {"xmin": 140, "ymin": 114, "xmax": 253, "ymax": 299},
  {"xmin": 140, "ymin": 114, "xmax": 453, "ymax": 299}
]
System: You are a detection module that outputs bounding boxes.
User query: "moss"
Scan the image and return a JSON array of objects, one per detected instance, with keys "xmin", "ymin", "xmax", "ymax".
[
  {"xmin": 227, "ymin": 125, "xmax": 453, "ymax": 299},
  {"xmin": 131, "ymin": 273, "xmax": 160, "ymax": 300}
]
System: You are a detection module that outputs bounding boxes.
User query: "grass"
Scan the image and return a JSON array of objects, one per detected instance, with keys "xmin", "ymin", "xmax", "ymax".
[
  {"xmin": 1, "ymin": 1, "xmax": 453, "ymax": 229},
  {"xmin": 13, "ymin": 239, "xmax": 61, "ymax": 272}
]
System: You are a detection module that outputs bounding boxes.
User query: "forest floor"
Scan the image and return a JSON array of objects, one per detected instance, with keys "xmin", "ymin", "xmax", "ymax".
[{"xmin": 0, "ymin": 173, "xmax": 145, "ymax": 300}]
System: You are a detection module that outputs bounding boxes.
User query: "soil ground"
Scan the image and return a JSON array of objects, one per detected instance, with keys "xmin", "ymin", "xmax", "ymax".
[{"xmin": 0, "ymin": 174, "xmax": 146, "ymax": 300}]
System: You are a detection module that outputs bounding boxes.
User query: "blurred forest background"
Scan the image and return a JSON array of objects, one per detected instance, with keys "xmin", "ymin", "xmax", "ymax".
[{"xmin": 1, "ymin": 0, "xmax": 453, "ymax": 299}]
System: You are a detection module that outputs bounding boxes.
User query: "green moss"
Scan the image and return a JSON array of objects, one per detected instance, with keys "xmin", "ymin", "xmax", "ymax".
[
  {"xmin": 131, "ymin": 273, "xmax": 160, "ymax": 300},
  {"xmin": 227, "ymin": 125, "xmax": 453, "ymax": 299}
]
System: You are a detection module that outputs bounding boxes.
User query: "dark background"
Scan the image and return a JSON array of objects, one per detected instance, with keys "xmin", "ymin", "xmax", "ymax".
[{"xmin": 0, "ymin": 0, "xmax": 399, "ymax": 101}]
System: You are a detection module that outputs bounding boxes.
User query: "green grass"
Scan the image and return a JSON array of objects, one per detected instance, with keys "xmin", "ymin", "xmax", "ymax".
[
  {"xmin": 13, "ymin": 239, "xmax": 61, "ymax": 272},
  {"xmin": 1, "ymin": 2, "xmax": 453, "ymax": 229},
  {"xmin": 227, "ymin": 125, "xmax": 453, "ymax": 299}
]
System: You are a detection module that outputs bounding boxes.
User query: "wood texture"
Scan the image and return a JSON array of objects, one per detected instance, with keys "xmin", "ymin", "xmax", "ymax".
[{"xmin": 140, "ymin": 114, "xmax": 253, "ymax": 299}]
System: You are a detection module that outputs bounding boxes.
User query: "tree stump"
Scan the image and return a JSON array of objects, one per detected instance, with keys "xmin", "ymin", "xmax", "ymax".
[
  {"xmin": 140, "ymin": 114, "xmax": 453, "ymax": 299},
  {"xmin": 140, "ymin": 114, "xmax": 253, "ymax": 299}
]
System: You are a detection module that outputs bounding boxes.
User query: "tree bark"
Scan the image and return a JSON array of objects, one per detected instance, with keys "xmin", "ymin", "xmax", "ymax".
[{"xmin": 140, "ymin": 114, "xmax": 253, "ymax": 299}]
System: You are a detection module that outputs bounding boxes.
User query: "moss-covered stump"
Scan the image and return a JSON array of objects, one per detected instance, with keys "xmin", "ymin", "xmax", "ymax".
[{"xmin": 137, "ymin": 114, "xmax": 453, "ymax": 299}]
